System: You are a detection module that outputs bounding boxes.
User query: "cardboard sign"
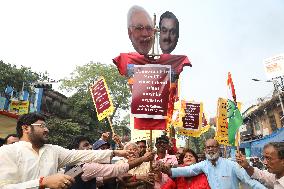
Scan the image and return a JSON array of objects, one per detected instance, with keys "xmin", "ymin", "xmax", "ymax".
[
  {"xmin": 90, "ymin": 77, "xmax": 114, "ymax": 121},
  {"xmin": 131, "ymin": 64, "xmax": 171, "ymax": 119},
  {"xmin": 215, "ymin": 98, "xmax": 229, "ymax": 145},
  {"xmin": 182, "ymin": 102, "xmax": 202, "ymax": 130},
  {"xmin": 177, "ymin": 101, "xmax": 203, "ymax": 137},
  {"xmin": 263, "ymin": 53, "xmax": 284, "ymax": 79}
]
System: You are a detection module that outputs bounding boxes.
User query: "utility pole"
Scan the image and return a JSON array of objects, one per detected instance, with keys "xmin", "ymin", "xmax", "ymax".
[
  {"xmin": 252, "ymin": 77, "xmax": 284, "ymax": 119},
  {"xmin": 272, "ymin": 79, "xmax": 284, "ymax": 119}
]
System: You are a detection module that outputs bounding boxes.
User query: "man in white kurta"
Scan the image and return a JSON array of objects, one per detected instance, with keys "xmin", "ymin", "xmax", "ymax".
[{"xmin": 0, "ymin": 113, "xmax": 129, "ymax": 189}]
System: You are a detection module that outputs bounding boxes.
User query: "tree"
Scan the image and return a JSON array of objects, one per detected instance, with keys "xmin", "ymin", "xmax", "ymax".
[
  {"xmin": 46, "ymin": 116, "xmax": 81, "ymax": 148},
  {"xmin": 60, "ymin": 62, "xmax": 131, "ymax": 137},
  {"xmin": 0, "ymin": 60, "xmax": 48, "ymax": 94},
  {"xmin": 182, "ymin": 127, "xmax": 216, "ymax": 153}
]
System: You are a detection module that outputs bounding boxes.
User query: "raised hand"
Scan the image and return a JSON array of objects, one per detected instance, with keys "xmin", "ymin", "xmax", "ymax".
[
  {"xmin": 112, "ymin": 134, "xmax": 121, "ymax": 144},
  {"xmin": 153, "ymin": 161, "xmax": 171, "ymax": 175},
  {"xmin": 235, "ymin": 152, "xmax": 249, "ymax": 169},
  {"xmin": 142, "ymin": 150, "xmax": 155, "ymax": 162}
]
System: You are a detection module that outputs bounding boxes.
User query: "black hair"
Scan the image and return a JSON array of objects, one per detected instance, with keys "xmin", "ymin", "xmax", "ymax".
[
  {"xmin": 136, "ymin": 140, "xmax": 146, "ymax": 145},
  {"xmin": 68, "ymin": 135, "xmax": 92, "ymax": 150},
  {"xmin": 159, "ymin": 11, "xmax": 179, "ymax": 39},
  {"xmin": 156, "ymin": 135, "xmax": 169, "ymax": 144},
  {"xmin": 264, "ymin": 142, "xmax": 284, "ymax": 159},
  {"xmin": 16, "ymin": 113, "xmax": 46, "ymax": 138},
  {"xmin": 179, "ymin": 148, "xmax": 199, "ymax": 164},
  {"xmin": 4, "ymin": 134, "xmax": 18, "ymax": 144},
  {"xmin": 0, "ymin": 138, "xmax": 5, "ymax": 147}
]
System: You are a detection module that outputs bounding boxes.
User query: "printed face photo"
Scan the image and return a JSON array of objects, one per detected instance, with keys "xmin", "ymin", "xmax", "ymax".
[{"xmin": 159, "ymin": 11, "xmax": 179, "ymax": 54}]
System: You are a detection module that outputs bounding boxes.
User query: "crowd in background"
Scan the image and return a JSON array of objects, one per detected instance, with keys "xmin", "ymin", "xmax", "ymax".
[{"xmin": 0, "ymin": 113, "xmax": 283, "ymax": 189}]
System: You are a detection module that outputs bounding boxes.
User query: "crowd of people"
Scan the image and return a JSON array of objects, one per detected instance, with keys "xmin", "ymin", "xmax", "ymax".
[{"xmin": 0, "ymin": 112, "xmax": 284, "ymax": 189}]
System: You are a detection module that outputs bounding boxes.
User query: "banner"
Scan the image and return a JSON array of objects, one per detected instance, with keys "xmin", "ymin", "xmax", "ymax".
[
  {"xmin": 215, "ymin": 98, "xmax": 242, "ymax": 146},
  {"xmin": 90, "ymin": 77, "xmax": 114, "ymax": 121},
  {"xmin": 131, "ymin": 64, "xmax": 171, "ymax": 119},
  {"xmin": 9, "ymin": 100, "xmax": 29, "ymax": 115},
  {"xmin": 177, "ymin": 101, "xmax": 203, "ymax": 137},
  {"xmin": 215, "ymin": 98, "xmax": 229, "ymax": 145}
]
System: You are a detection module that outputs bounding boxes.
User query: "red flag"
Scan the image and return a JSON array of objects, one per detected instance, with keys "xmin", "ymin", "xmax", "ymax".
[{"xmin": 227, "ymin": 72, "xmax": 236, "ymax": 103}]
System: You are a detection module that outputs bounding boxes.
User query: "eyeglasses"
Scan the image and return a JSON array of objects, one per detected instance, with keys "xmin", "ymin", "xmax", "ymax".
[
  {"xmin": 260, "ymin": 155, "xmax": 278, "ymax": 163},
  {"xmin": 205, "ymin": 145, "xmax": 218, "ymax": 150},
  {"xmin": 30, "ymin": 123, "xmax": 48, "ymax": 129},
  {"xmin": 130, "ymin": 25, "xmax": 154, "ymax": 34}
]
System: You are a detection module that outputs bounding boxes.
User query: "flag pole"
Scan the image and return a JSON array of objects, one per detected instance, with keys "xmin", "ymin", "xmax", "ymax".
[{"xmin": 236, "ymin": 129, "xmax": 240, "ymax": 153}]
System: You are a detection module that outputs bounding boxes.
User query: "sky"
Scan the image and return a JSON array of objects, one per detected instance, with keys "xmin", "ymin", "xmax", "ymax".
[{"xmin": 1, "ymin": 0, "xmax": 284, "ymax": 118}]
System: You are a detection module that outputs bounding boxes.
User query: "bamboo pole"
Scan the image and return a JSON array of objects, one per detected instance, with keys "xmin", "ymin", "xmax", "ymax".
[
  {"xmin": 149, "ymin": 129, "xmax": 153, "ymax": 170},
  {"xmin": 107, "ymin": 116, "xmax": 115, "ymax": 134}
]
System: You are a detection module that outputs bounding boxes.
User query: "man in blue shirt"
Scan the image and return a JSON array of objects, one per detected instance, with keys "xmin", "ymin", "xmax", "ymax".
[{"xmin": 157, "ymin": 139, "xmax": 266, "ymax": 189}]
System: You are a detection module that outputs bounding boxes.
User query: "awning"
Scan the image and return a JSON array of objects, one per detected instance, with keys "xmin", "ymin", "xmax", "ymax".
[
  {"xmin": 240, "ymin": 141, "xmax": 251, "ymax": 148},
  {"xmin": 242, "ymin": 127, "xmax": 284, "ymax": 157}
]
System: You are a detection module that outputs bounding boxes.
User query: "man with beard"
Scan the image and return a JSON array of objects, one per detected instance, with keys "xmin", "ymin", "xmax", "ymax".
[
  {"xmin": 0, "ymin": 113, "xmax": 131, "ymax": 189},
  {"xmin": 156, "ymin": 139, "xmax": 266, "ymax": 189},
  {"xmin": 159, "ymin": 11, "xmax": 179, "ymax": 54},
  {"xmin": 127, "ymin": 5, "xmax": 155, "ymax": 55},
  {"xmin": 236, "ymin": 142, "xmax": 284, "ymax": 189}
]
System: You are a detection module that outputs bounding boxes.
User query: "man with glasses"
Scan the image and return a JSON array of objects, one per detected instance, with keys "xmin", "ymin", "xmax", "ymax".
[
  {"xmin": 236, "ymin": 142, "xmax": 284, "ymax": 188},
  {"xmin": 127, "ymin": 5, "xmax": 154, "ymax": 55},
  {"xmin": 156, "ymin": 138, "xmax": 266, "ymax": 189},
  {"xmin": 0, "ymin": 113, "xmax": 131, "ymax": 189}
]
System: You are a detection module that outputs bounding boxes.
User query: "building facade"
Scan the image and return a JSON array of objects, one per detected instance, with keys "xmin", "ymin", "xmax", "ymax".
[{"xmin": 240, "ymin": 91, "xmax": 284, "ymax": 156}]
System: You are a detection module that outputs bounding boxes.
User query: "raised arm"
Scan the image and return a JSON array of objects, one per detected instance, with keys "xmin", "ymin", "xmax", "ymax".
[
  {"xmin": 55, "ymin": 145, "xmax": 130, "ymax": 168},
  {"xmin": 81, "ymin": 150, "xmax": 155, "ymax": 181},
  {"xmin": 233, "ymin": 161, "xmax": 267, "ymax": 189},
  {"xmin": 235, "ymin": 152, "xmax": 254, "ymax": 176},
  {"xmin": 156, "ymin": 161, "xmax": 205, "ymax": 178}
]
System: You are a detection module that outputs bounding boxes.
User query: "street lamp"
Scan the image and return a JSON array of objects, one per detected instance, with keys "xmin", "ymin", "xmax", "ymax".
[{"xmin": 252, "ymin": 78, "xmax": 284, "ymax": 119}]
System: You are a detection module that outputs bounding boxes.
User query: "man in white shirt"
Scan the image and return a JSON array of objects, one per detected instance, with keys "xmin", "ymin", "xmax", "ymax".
[
  {"xmin": 236, "ymin": 142, "xmax": 284, "ymax": 189},
  {"xmin": 0, "ymin": 113, "xmax": 130, "ymax": 189}
]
